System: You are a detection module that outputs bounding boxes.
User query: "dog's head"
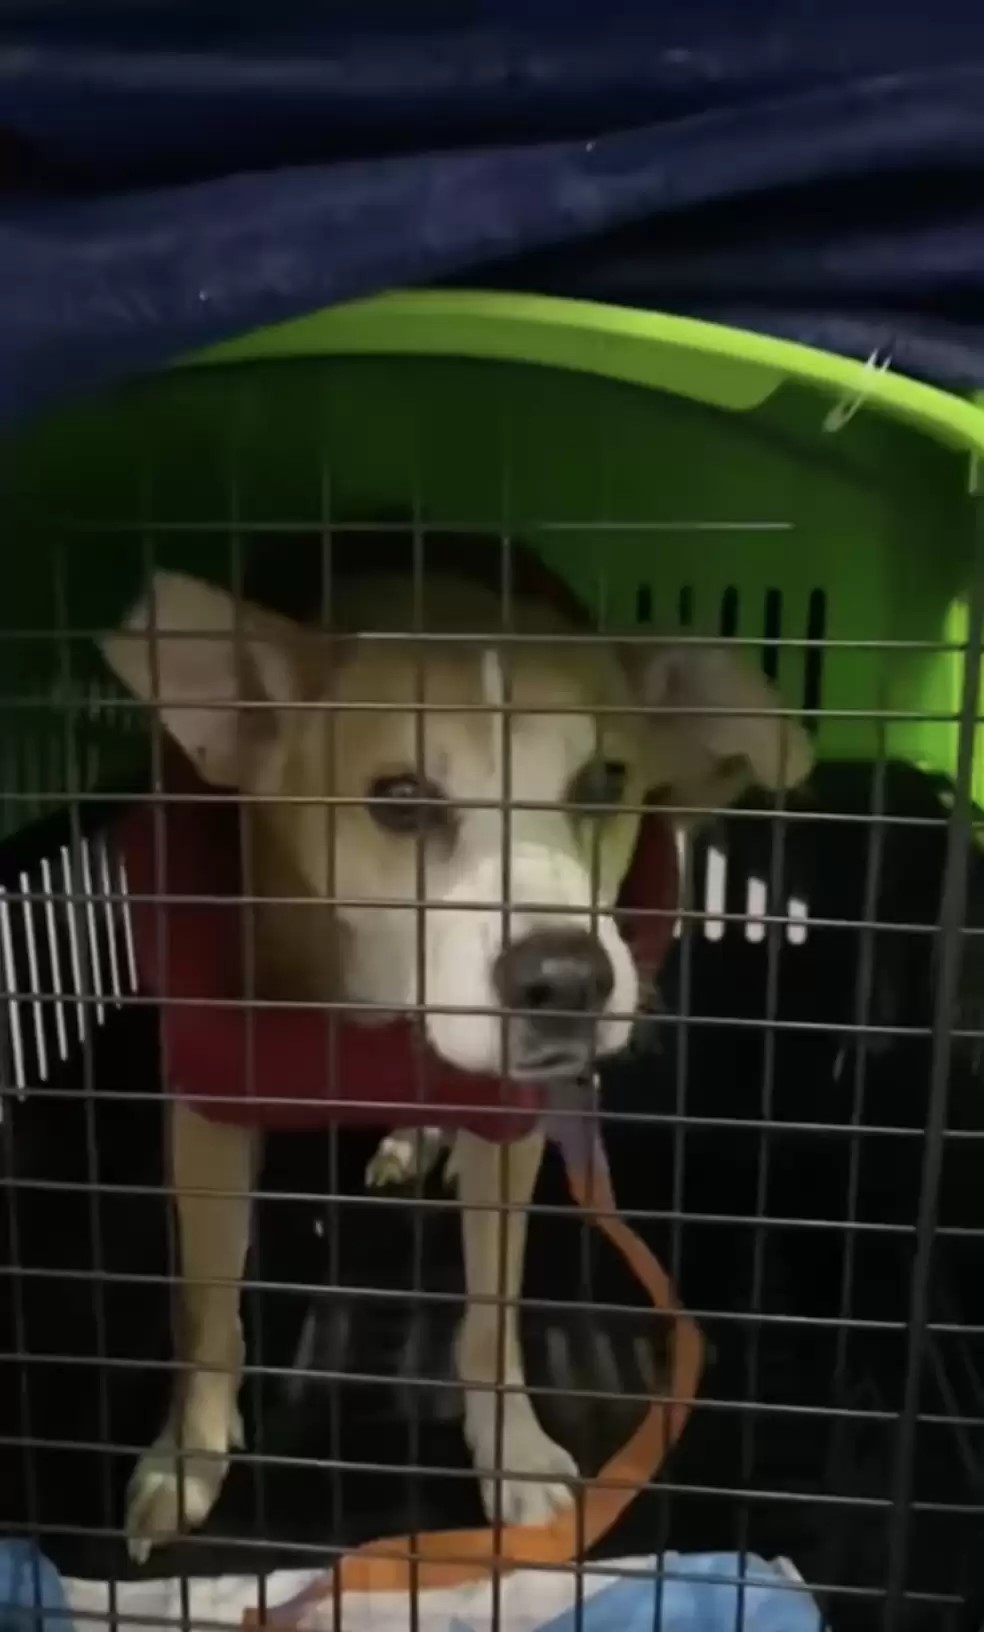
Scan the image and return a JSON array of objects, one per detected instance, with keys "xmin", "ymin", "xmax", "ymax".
[{"xmin": 102, "ymin": 569, "xmax": 811, "ymax": 1079}]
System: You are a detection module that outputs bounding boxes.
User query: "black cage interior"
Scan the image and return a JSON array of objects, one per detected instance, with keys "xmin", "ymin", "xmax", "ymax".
[{"xmin": 3, "ymin": 758, "xmax": 984, "ymax": 1631}]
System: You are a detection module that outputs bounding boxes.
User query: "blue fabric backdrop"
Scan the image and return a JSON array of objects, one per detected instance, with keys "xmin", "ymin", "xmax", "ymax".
[{"xmin": 1, "ymin": 3, "xmax": 983, "ymax": 425}]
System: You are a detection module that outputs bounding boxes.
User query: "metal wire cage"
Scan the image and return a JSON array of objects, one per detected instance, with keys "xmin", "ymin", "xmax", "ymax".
[{"xmin": 2, "ymin": 293, "xmax": 984, "ymax": 1632}]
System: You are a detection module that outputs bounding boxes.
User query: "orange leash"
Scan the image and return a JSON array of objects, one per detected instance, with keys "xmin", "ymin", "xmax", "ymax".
[{"xmin": 246, "ymin": 1142, "xmax": 704, "ymax": 1624}]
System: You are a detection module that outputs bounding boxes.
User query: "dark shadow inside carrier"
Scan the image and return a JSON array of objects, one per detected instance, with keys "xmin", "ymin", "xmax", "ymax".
[{"xmin": 3, "ymin": 758, "xmax": 984, "ymax": 1632}]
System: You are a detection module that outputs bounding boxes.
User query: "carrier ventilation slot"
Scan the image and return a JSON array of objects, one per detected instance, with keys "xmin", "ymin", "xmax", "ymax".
[
  {"xmin": 677, "ymin": 840, "xmax": 809, "ymax": 946},
  {"xmin": 634, "ymin": 584, "xmax": 653, "ymax": 624},
  {"xmin": 0, "ymin": 839, "xmax": 137, "ymax": 1112},
  {"xmin": 762, "ymin": 587, "xmax": 782, "ymax": 682},
  {"xmin": 803, "ymin": 588, "xmax": 827, "ymax": 726},
  {"xmin": 718, "ymin": 586, "xmax": 740, "ymax": 639},
  {"xmin": 634, "ymin": 581, "xmax": 827, "ymax": 719}
]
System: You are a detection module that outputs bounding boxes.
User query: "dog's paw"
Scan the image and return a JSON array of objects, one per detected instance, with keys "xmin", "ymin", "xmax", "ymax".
[
  {"xmin": 365, "ymin": 1128, "xmax": 447, "ymax": 1190},
  {"xmin": 466, "ymin": 1400, "xmax": 578, "ymax": 1527},
  {"xmin": 125, "ymin": 1407, "xmax": 243, "ymax": 1564}
]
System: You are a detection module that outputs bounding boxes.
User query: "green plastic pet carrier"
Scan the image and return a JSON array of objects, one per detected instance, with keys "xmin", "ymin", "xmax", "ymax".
[
  {"xmin": 2, "ymin": 292, "xmax": 984, "ymax": 822},
  {"xmin": 4, "ymin": 293, "xmax": 984, "ymax": 1632}
]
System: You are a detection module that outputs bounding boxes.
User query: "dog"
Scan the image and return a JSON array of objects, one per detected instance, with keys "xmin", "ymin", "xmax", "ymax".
[{"xmin": 101, "ymin": 556, "xmax": 812, "ymax": 1561}]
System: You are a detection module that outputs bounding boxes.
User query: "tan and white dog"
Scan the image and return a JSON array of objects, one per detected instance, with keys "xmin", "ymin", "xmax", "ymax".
[{"xmin": 102, "ymin": 565, "xmax": 811, "ymax": 1561}]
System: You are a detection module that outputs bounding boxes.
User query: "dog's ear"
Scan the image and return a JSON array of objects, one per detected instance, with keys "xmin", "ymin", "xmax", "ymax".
[
  {"xmin": 635, "ymin": 643, "xmax": 813, "ymax": 810},
  {"xmin": 100, "ymin": 571, "xmax": 302, "ymax": 787}
]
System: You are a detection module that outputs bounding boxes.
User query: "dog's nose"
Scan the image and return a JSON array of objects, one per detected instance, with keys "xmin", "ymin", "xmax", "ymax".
[{"xmin": 494, "ymin": 929, "xmax": 614, "ymax": 1019}]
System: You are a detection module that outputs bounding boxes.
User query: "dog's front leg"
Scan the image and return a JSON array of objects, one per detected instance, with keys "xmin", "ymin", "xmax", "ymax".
[
  {"xmin": 454, "ymin": 1128, "xmax": 577, "ymax": 1525},
  {"xmin": 126, "ymin": 1100, "xmax": 258, "ymax": 1563}
]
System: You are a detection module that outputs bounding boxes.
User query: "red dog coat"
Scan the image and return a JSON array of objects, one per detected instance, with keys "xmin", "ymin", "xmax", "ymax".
[{"xmin": 113, "ymin": 743, "xmax": 679, "ymax": 1139}]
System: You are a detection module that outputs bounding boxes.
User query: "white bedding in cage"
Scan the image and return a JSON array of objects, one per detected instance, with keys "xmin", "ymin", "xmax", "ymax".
[{"xmin": 59, "ymin": 1552, "xmax": 824, "ymax": 1632}]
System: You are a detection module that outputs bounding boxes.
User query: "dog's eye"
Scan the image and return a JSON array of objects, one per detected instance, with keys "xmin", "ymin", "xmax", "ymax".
[
  {"xmin": 569, "ymin": 758, "xmax": 627, "ymax": 812},
  {"xmin": 367, "ymin": 773, "xmax": 450, "ymax": 835}
]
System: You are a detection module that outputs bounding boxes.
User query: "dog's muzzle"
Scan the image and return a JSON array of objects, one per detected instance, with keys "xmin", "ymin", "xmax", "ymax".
[{"xmin": 493, "ymin": 928, "xmax": 615, "ymax": 1078}]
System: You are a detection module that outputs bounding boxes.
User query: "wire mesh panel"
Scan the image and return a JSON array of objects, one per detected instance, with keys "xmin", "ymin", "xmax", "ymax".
[{"xmin": 1, "ymin": 313, "xmax": 984, "ymax": 1632}]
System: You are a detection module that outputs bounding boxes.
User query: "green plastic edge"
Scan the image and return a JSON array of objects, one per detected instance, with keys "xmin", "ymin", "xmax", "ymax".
[{"xmin": 184, "ymin": 289, "xmax": 984, "ymax": 459}]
